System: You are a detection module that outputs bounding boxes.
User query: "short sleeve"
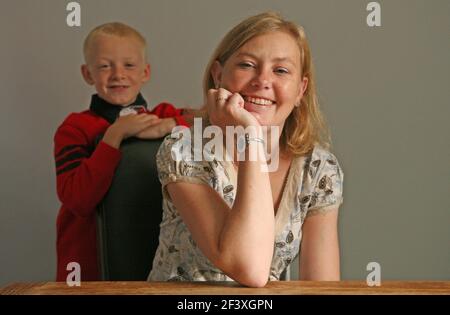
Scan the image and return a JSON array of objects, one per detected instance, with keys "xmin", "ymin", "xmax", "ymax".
[
  {"xmin": 156, "ymin": 134, "xmax": 214, "ymax": 200},
  {"xmin": 303, "ymin": 147, "xmax": 344, "ymax": 216}
]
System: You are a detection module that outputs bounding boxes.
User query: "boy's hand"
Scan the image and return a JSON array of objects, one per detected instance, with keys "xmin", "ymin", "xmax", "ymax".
[
  {"xmin": 136, "ymin": 118, "xmax": 177, "ymax": 139},
  {"xmin": 103, "ymin": 114, "xmax": 161, "ymax": 148}
]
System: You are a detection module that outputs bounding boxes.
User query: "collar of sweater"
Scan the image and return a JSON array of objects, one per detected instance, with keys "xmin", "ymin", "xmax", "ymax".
[{"xmin": 89, "ymin": 93, "xmax": 148, "ymax": 124}]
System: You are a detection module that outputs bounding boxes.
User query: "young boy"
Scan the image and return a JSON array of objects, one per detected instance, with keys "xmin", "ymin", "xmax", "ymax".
[{"xmin": 53, "ymin": 22, "xmax": 191, "ymax": 281}]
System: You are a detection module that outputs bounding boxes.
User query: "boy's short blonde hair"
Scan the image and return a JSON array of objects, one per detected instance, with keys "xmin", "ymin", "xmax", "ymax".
[
  {"xmin": 203, "ymin": 11, "xmax": 330, "ymax": 156},
  {"xmin": 83, "ymin": 22, "xmax": 147, "ymax": 63}
]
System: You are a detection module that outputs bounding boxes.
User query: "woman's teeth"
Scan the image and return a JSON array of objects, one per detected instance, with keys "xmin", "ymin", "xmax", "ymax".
[{"xmin": 244, "ymin": 96, "xmax": 274, "ymax": 106}]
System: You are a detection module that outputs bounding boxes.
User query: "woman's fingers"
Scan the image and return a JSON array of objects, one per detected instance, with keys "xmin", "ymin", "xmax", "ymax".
[
  {"xmin": 206, "ymin": 88, "xmax": 256, "ymax": 127},
  {"xmin": 227, "ymin": 92, "xmax": 244, "ymax": 109},
  {"xmin": 215, "ymin": 88, "xmax": 231, "ymax": 106},
  {"xmin": 207, "ymin": 88, "xmax": 233, "ymax": 106},
  {"xmin": 207, "ymin": 88, "xmax": 232, "ymax": 122}
]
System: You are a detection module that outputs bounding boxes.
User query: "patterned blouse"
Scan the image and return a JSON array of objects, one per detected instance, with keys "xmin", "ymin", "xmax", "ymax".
[{"xmin": 148, "ymin": 132, "xmax": 344, "ymax": 282}]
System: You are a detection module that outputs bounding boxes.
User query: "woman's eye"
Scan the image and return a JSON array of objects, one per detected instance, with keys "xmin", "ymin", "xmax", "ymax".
[
  {"xmin": 238, "ymin": 62, "xmax": 254, "ymax": 69},
  {"xmin": 275, "ymin": 67, "xmax": 289, "ymax": 74}
]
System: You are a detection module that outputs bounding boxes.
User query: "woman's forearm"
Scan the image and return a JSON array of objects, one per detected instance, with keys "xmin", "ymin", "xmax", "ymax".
[{"xmin": 217, "ymin": 140, "xmax": 275, "ymax": 286}]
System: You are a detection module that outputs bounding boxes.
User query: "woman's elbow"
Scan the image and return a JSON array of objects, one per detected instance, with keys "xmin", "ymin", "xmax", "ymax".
[
  {"xmin": 240, "ymin": 275, "xmax": 269, "ymax": 288},
  {"xmin": 213, "ymin": 249, "xmax": 272, "ymax": 287},
  {"xmin": 226, "ymin": 262, "xmax": 270, "ymax": 288}
]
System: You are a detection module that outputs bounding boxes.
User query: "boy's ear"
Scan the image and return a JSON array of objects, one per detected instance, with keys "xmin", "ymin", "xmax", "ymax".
[
  {"xmin": 142, "ymin": 63, "xmax": 151, "ymax": 83},
  {"xmin": 210, "ymin": 60, "xmax": 222, "ymax": 89},
  {"xmin": 81, "ymin": 65, "xmax": 95, "ymax": 85}
]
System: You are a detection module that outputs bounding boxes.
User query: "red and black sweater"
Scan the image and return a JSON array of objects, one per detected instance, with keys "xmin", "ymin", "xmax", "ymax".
[{"xmin": 54, "ymin": 93, "xmax": 188, "ymax": 281}]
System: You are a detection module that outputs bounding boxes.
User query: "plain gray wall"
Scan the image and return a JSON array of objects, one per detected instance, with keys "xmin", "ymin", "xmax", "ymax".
[{"xmin": 1, "ymin": 0, "xmax": 449, "ymax": 286}]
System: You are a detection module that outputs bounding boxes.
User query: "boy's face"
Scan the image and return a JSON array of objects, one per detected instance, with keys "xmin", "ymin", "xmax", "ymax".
[{"xmin": 81, "ymin": 34, "xmax": 150, "ymax": 106}]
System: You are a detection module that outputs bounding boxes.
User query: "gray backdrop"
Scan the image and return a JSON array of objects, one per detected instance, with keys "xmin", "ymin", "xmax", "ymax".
[{"xmin": 1, "ymin": 0, "xmax": 449, "ymax": 286}]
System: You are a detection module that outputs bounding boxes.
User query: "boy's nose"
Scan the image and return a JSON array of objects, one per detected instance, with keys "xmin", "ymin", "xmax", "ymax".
[{"xmin": 111, "ymin": 66, "xmax": 125, "ymax": 80}]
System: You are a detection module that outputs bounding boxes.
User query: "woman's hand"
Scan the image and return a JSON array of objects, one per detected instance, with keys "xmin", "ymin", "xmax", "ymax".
[{"xmin": 207, "ymin": 88, "xmax": 259, "ymax": 129}]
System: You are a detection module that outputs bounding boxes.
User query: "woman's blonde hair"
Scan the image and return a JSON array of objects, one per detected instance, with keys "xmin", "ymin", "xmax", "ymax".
[{"xmin": 203, "ymin": 12, "xmax": 330, "ymax": 156}]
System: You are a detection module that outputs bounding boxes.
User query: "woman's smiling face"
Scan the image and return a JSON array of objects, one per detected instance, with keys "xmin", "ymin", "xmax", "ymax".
[{"xmin": 212, "ymin": 30, "xmax": 308, "ymax": 129}]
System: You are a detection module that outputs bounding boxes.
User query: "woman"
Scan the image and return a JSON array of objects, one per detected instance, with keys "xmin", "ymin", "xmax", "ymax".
[{"xmin": 148, "ymin": 12, "xmax": 344, "ymax": 287}]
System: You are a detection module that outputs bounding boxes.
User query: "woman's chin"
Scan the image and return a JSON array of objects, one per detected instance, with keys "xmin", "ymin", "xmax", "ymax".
[
  {"xmin": 245, "ymin": 103, "xmax": 274, "ymax": 126},
  {"xmin": 248, "ymin": 111, "xmax": 269, "ymax": 126}
]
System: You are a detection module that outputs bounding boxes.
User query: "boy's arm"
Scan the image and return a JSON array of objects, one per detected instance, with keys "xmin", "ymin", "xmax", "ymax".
[
  {"xmin": 150, "ymin": 102, "xmax": 188, "ymax": 126},
  {"xmin": 136, "ymin": 117, "xmax": 176, "ymax": 139},
  {"xmin": 54, "ymin": 124, "xmax": 121, "ymax": 217},
  {"xmin": 136, "ymin": 103, "xmax": 207, "ymax": 139}
]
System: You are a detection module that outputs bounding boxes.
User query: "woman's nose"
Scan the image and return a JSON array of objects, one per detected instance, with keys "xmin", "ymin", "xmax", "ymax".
[{"xmin": 251, "ymin": 69, "xmax": 271, "ymax": 89}]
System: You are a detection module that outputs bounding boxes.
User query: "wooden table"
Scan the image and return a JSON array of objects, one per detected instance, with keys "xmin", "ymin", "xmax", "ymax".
[{"xmin": 1, "ymin": 281, "xmax": 450, "ymax": 295}]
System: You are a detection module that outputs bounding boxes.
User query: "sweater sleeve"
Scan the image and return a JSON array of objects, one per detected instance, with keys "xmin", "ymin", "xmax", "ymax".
[
  {"xmin": 150, "ymin": 102, "xmax": 190, "ymax": 127},
  {"xmin": 54, "ymin": 123, "xmax": 121, "ymax": 217}
]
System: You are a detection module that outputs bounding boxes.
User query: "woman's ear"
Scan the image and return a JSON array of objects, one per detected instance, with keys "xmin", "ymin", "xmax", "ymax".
[
  {"xmin": 81, "ymin": 64, "xmax": 95, "ymax": 85},
  {"xmin": 295, "ymin": 76, "xmax": 309, "ymax": 105},
  {"xmin": 210, "ymin": 60, "xmax": 223, "ymax": 89}
]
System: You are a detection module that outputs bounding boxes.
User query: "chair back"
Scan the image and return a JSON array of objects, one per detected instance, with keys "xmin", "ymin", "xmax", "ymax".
[{"xmin": 96, "ymin": 138, "xmax": 164, "ymax": 280}]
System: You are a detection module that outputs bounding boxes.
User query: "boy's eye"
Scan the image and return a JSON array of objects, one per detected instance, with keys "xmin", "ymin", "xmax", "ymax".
[
  {"xmin": 98, "ymin": 64, "xmax": 110, "ymax": 69},
  {"xmin": 125, "ymin": 63, "xmax": 135, "ymax": 68}
]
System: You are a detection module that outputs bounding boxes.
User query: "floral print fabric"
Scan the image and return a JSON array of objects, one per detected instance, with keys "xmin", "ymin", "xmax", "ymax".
[{"xmin": 148, "ymin": 133, "xmax": 343, "ymax": 282}]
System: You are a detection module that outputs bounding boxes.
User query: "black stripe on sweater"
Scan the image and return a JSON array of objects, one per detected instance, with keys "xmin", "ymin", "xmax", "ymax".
[
  {"xmin": 55, "ymin": 150, "xmax": 89, "ymax": 168},
  {"xmin": 56, "ymin": 161, "xmax": 82, "ymax": 176},
  {"xmin": 55, "ymin": 145, "xmax": 88, "ymax": 158}
]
